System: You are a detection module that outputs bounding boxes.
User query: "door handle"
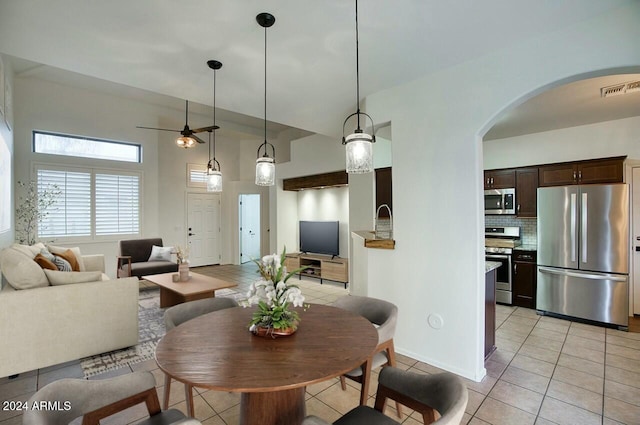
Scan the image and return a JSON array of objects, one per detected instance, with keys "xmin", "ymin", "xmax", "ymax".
[
  {"xmin": 538, "ymin": 266, "xmax": 627, "ymax": 282},
  {"xmin": 189, "ymin": 232, "xmax": 196, "ymax": 236}
]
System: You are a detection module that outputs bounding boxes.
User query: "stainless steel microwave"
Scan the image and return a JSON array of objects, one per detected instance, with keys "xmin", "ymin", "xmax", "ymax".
[{"xmin": 484, "ymin": 188, "xmax": 515, "ymax": 215}]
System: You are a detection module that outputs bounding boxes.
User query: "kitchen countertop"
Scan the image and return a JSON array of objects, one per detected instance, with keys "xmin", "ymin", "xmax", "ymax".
[
  {"xmin": 515, "ymin": 244, "xmax": 537, "ymax": 252},
  {"xmin": 352, "ymin": 231, "xmax": 395, "ymax": 249},
  {"xmin": 486, "ymin": 261, "xmax": 501, "ymax": 273}
]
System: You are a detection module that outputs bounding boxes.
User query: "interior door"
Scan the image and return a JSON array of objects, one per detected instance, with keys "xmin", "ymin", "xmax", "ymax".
[
  {"xmin": 187, "ymin": 193, "xmax": 221, "ymax": 267},
  {"xmin": 239, "ymin": 194, "xmax": 261, "ymax": 264}
]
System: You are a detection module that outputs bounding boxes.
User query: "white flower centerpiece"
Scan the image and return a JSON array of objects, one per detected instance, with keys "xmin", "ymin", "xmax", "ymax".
[{"xmin": 245, "ymin": 248, "xmax": 308, "ymax": 336}]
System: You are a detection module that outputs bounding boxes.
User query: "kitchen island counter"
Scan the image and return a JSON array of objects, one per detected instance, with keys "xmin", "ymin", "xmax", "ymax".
[
  {"xmin": 486, "ymin": 261, "xmax": 501, "ymax": 273},
  {"xmin": 485, "ymin": 261, "xmax": 500, "ymax": 359}
]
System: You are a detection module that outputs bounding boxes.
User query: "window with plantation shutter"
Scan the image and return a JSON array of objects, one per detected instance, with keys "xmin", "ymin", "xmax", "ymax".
[
  {"xmin": 187, "ymin": 163, "xmax": 207, "ymax": 187},
  {"xmin": 37, "ymin": 169, "xmax": 91, "ymax": 238},
  {"xmin": 96, "ymin": 173, "xmax": 140, "ymax": 235},
  {"xmin": 36, "ymin": 166, "xmax": 141, "ymax": 240}
]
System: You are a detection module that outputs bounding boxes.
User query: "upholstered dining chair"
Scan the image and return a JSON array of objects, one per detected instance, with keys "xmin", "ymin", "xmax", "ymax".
[
  {"xmin": 302, "ymin": 367, "xmax": 468, "ymax": 425},
  {"xmin": 22, "ymin": 370, "xmax": 202, "ymax": 425},
  {"xmin": 162, "ymin": 297, "xmax": 239, "ymax": 413},
  {"xmin": 333, "ymin": 294, "xmax": 402, "ymax": 416}
]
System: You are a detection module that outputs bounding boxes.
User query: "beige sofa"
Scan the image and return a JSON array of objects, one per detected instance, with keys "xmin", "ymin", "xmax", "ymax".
[{"xmin": 0, "ymin": 244, "xmax": 139, "ymax": 378}]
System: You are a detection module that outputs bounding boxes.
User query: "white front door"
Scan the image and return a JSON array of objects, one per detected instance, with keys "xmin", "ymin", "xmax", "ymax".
[
  {"xmin": 187, "ymin": 193, "xmax": 221, "ymax": 267},
  {"xmin": 239, "ymin": 194, "xmax": 261, "ymax": 264}
]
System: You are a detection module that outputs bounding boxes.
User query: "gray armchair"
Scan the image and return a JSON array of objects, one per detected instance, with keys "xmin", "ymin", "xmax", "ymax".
[
  {"xmin": 117, "ymin": 238, "xmax": 178, "ymax": 278},
  {"xmin": 333, "ymin": 295, "xmax": 401, "ymax": 415},
  {"xmin": 302, "ymin": 367, "xmax": 468, "ymax": 425},
  {"xmin": 23, "ymin": 371, "xmax": 201, "ymax": 425},
  {"xmin": 163, "ymin": 297, "xmax": 239, "ymax": 416}
]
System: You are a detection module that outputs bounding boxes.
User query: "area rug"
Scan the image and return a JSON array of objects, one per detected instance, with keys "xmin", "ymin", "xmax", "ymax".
[{"xmin": 80, "ymin": 287, "xmax": 244, "ymax": 378}]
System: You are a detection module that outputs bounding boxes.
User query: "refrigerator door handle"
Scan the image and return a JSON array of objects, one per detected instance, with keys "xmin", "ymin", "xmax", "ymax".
[
  {"xmin": 538, "ymin": 266, "xmax": 627, "ymax": 282},
  {"xmin": 570, "ymin": 193, "xmax": 577, "ymax": 262},
  {"xmin": 582, "ymin": 192, "xmax": 588, "ymax": 263}
]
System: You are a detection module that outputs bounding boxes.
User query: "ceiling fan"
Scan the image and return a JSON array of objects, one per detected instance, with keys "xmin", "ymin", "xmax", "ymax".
[{"xmin": 137, "ymin": 100, "xmax": 219, "ymax": 148}]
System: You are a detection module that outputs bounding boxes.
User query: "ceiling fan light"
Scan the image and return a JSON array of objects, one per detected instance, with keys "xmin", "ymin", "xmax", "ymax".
[
  {"xmin": 345, "ymin": 132, "xmax": 374, "ymax": 173},
  {"xmin": 176, "ymin": 136, "xmax": 196, "ymax": 148},
  {"xmin": 255, "ymin": 157, "xmax": 275, "ymax": 186},
  {"xmin": 207, "ymin": 170, "xmax": 223, "ymax": 192}
]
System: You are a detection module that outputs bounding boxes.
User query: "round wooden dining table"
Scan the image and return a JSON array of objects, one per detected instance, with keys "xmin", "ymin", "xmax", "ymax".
[{"xmin": 155, "ymin": 303, "xmax": 378, "ymax": 425}]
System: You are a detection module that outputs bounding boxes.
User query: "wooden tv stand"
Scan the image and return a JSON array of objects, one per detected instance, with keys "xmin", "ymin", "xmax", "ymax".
[{"xmin": 284, "ymin": 253, "xmax": 349, "ymax": 288}]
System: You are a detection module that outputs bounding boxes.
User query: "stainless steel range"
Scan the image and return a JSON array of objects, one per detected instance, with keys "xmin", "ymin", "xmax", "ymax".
[{"xmin": 485, "ymin": 226, "xmax": 521, "ymax": 305}]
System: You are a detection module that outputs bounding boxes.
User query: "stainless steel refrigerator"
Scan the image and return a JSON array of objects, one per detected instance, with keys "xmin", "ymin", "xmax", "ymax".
[{"xmin": 537, "ymin": 184, "xmax": 629, "ymax": 328}]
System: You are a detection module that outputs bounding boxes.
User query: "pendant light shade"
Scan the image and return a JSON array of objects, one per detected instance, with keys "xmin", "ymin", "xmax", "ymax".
[
  {"xmin": 342, "ymin": 0, "xmax": 375, "ymax": 173},
  {"xmin": 344, "ymin": 132, "xmax": 374, "ymax": 173},
  {"xmin": 206, "ymin": 59, "xmax": 223, "ymax": 192},
  {"xmin": 255, "ymin": 151, "xmax": 275, "ymax": 186},
  {"xmin": 255, "ymin": 12, "xmax": 276, "ymax": 187},
  {"xmin": 207, "ymin": 169, "xmax": 222, "ymax": 192}
]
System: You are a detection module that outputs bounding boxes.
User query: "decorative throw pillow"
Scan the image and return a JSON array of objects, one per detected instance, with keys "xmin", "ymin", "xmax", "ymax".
[
  {"xmin": 43, "ymin": 270, "xmax": 103, "ymax": 286},
  {"xmin": 47, "ymin": 245, "xmax": 86, "ymax": 271},
  {"xmin": 33, "ymin": 253, "xmax": 57, "ymax": 271},
  {"xmin": 148, "ymin": 245, "xmax": 172, "ymax": 262},
  {"xmin": 0, "ymin": 247, "xmax": 49, "ymax": 289},
  {"xmin": 54, "ymin": 249, "xmax": 80, "ymax": 271},
  {"xmin": 53, "ymin": 256, "xmax": 72, "ymax": 272},
  {"xmin": 38, "ymin": 248, "xmax": 71, "ymax": 272}
]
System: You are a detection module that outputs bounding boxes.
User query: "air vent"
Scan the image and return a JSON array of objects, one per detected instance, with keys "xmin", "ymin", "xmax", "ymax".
[{"xmin": 601, "ymin": 80, "xmax": 640, "ymax": 98}]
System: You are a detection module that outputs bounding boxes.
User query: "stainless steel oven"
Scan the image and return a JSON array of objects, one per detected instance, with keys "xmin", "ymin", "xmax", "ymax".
[
  {"xmin": 485, "ymin": 226, "xmax": 520, "ymax": 305},
  {"xmin": 486, "ymin": 248, "xmax": 512, "ymax": 304}
]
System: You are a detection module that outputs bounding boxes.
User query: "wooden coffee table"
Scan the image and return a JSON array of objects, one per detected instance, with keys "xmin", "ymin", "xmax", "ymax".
[{"xmin": 141, "ymin": 272, "xmax": 238, "ymax": 308}]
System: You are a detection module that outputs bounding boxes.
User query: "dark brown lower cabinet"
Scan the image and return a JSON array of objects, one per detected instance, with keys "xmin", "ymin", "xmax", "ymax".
[
  {"xmin": 485, "ymin": 268, "xmax": 496, "ymax": 359},
  {"xmin": 512, "ymin": 250, "xmax": 537, "ymax": 309}
]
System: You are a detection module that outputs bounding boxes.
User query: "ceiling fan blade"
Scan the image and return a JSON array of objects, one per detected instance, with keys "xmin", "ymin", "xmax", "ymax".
[
  {"xmin": 193, "ymin": 134, "xmax": 206, "ymax": 144},
  {"xmin": 191, "ymin": 125, "xmax": 220, "ymax": 133},
  {"xmin": 136, "ymin": 126, "xmax": 181, "ymax": 133}
]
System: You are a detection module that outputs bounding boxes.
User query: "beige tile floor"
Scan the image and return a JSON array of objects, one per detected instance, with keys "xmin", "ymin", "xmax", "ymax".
[{"xmin": 1, "ymin": 263, "xmax": 639, "ymax": 424}]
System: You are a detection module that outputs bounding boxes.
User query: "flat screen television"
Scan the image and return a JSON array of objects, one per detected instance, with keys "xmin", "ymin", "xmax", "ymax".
[{"xmin": 299, "ymin": 220, "xmax": 339, "ymax": 257}]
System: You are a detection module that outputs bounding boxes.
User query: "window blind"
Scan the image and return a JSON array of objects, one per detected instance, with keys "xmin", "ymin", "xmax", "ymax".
[
  {"xmin": 95, "ymin": 173, "xmax": 140, "ymax": 235},
  {"xmin": 37, "ymin": 169, "xmax": 91, "ymax": 237}
]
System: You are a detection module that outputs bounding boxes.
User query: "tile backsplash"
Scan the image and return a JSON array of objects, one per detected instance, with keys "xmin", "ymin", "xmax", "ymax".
[{"xmin": 485, "ymin": 216, "xmax": 537, "ymax": 246}]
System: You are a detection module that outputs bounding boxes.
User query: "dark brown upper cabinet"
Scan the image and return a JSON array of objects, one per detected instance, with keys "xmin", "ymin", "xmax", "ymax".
[
  {"xmin": 484, "ymin": 169, "xmax": 516, "ymax": 189},
  {"xmin": 515, "ymin": 167, "xmax": 538, "ymax": 218},
  {"xmin": 538, "ymin": 156, "xmax": 624, "ymax": 187}
]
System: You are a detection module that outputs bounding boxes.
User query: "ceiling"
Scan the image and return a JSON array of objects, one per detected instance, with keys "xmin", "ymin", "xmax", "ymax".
[
  {"xmin": 484, "ymin": 74, "xmax": 640, "ymax": 140},
  {"xmin": 0, "ymin": 1, "xmax": 638, "ymax": 139}
]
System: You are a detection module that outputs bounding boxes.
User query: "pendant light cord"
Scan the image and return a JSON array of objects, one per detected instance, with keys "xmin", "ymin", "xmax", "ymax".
[
  {"xmin": 355, "ymin": 0, "xmax": 361, "ymax": 130},
  {"xmin": 263, "ymin": 24, "xmax": 268, "ymax": 154},
  {"xmin": 213, "ymin": 68, "xmax": 217, "ymax": 163}
]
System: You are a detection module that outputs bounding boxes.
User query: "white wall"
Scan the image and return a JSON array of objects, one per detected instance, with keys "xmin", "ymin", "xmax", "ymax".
[
  {"xmin": 361, "ymin": 3, "xmax": 640, "ymax": 381},
  {"xmin": 297, "ymin": 187, "xmax": 349, "ymax": 257},
  {"xmin": 274, "ymin": 133, "xmax": 347, "ymax": 254},
  {"xmin": 13, "ymin": 77, "xmax": 160, "ymax": 276},
  {"xmin": 484, "ymin": 116, "xmax": 640, "ymax": 169},
  {"xmin": 0, "ymin": 54, "xmax": 14, "ymax": 257},
  {"xmin": 13, "ymin": 75, "xmax": 294, "ymax": 274}
]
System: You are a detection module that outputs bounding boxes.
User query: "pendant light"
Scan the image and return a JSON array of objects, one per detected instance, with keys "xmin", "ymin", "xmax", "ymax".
[
  {"xmin": 255, "ymin": 12, "xmax": 276, "ymax": 186},
  {"xmin": 206, "ymin": 60, "xmax": 223, "ymax": 192},
  {"xmin": 342, "ymin": 0, "xmax": 375, "ymax": 174}
]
